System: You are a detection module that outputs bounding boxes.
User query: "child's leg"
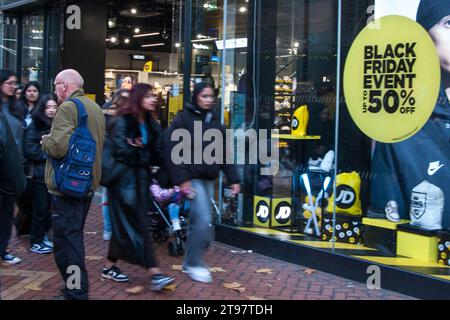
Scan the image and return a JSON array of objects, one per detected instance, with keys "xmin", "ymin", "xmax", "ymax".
[
  {"xmin": 167, "ymin": 203, "xmax": 181, "ymax": 231},
  {"xmin": 102, "ymin": 188, "xmax": 112, "ymax": 239}
]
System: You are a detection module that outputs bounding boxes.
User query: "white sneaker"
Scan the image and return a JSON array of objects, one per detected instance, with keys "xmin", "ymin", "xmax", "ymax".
[
  {"xmin": 172, "ymin": 220, "xmax": 181, "ymax": 232},
  {"xmin": 43, "ymin": 234, "xmax": 54, "ymax": 248},
  {"xmin": 183, "ymin": 266, "xmax": 212, "ymax": 283},
  {"xmin": 385, "ymin": 201, "xmax": 400, "ymax": 222},
  {"xmin": 2, "ymin": 254, "xmax": 22, "ymax": 265},
  {"xmin": 320, "ymin": 150, "xmax": 335, "ymax": 173},
  {"xmin": 103, "ymin": 231, "xmax": 112, "ymax": 241}
]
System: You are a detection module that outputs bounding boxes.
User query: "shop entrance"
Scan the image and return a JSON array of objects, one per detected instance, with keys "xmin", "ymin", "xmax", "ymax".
[{"xmin": 103, "ymin": 0, "xmax": 185, "ymax": 128}]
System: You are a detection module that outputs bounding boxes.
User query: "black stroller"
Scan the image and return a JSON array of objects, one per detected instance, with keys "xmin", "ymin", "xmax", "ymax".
[{"xmin": 148, "ymin": 197, "xmax": 189, "ymax": 257}]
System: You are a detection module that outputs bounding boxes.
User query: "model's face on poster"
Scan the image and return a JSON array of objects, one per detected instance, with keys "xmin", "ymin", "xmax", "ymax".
[{"xmin": 429, "ymin": 15, "xmax": 450, "ymax": 74}]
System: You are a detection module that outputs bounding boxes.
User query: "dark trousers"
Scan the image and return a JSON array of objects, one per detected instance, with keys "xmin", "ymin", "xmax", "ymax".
[
  {"xmin": 30, "ymin": 183, "xmax": 51, "ymax": 244},
  {"xmin": 0, "ymin": 194, "xmax": 16, "ymax": 257},
  {"xmin": 51, "ymin": 194, "xmax": 92, "ymax": 300}
]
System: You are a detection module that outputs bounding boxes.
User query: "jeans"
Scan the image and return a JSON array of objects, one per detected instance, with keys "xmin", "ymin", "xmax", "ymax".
[
  {"xmin": 51, "ymin": 194, "xmax": 93, "ymax": 300},
  {"xmin": 167, "ymin": 203, "xmax": 180, "ymax": 221},
  {"xmin": 102, "ymin": 187, "xmax": 112, "ymax": 235},
  {"xmin": 184, "ymin": 179, "xmax": 215, "ymax": 268},
  {"xmin": 0, "ymin": 195, "xmax": 16, "ymax": 257}
]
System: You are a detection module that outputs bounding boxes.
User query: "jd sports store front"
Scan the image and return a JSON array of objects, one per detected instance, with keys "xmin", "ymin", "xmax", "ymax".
[{"xmin": 208, "ymin": 0, "xmax": 450, "ymax": 299}]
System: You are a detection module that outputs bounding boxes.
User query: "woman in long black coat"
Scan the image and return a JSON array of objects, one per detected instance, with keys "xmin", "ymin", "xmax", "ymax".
[{"xmin": 101, "ymin": 83, "xmax": 174, "ymax": 291}]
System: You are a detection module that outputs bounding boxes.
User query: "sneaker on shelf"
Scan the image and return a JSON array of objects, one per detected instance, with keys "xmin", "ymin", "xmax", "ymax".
[
  {"xmin": 385, "ymin": 200, "xmax": 400, "ymax": 222},
  {"xmin": 172, "ymin": 220, "xmax": 181, "ymax": 232},
  {"xmin": 2, "ymin": 254, "xmax": 22, "ymax": 265},
  {"xmin": 150, "ymin": 274, "xmax": 174, "ymax": 291},
  {"xmin": 320, "ymin": 150, "xmax": 335, "ymax": 173},
  {"xmin": 183, "ymin": 265, "xmax": 212, "ymax": 283},
  {"xmin": 102, "ymin": 265, "xmax": 129, "ymax": 282},
  {"xmin": 43, "ymin": 234, "xmax": 53, "ymax": 248},
  {"xmin": 103, "ymin": 231, "xmax": 112, "ymax": 241},
  {"xmin": 30, "ymin": 243, "xmax": 53, "ymax": 254}
]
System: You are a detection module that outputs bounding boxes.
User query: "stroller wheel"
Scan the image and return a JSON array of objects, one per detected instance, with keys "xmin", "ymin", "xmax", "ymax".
[{"xmin": 168, "ymin": 240, "xmax": 178, "ymax": 257}]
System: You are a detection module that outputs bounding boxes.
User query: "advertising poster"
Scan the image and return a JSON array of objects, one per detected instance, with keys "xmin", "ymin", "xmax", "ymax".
[{"xmin": 363, "ymin": 0, "xmax": 450, "ymax": 229}]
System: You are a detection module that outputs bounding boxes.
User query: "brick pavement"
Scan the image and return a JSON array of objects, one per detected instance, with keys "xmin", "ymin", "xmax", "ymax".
[{"xmin": 0, "ymin": 201, "xmax": 414, "ymax": 300}]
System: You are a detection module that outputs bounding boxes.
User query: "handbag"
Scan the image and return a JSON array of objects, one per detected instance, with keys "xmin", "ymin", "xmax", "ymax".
[{"xmin": 100, "ymin": 135, "xmax": 128, "ymax": 187}]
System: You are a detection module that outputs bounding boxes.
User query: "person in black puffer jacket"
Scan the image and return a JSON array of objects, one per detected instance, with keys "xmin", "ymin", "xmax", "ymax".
[
  {"xmin": 164, "ymin": 83, "xmax": 241, "ymax": 284},
  {"xmin": 23, "ymin": 94, "xmax": 58, "ymax": 254},
  {"xmin": 0, "ymin": 69, "xmax": 26, "ymax": 265},
  {"xmin": 101, "ymin": 83, "xmax": 174, "ymax": 291}
]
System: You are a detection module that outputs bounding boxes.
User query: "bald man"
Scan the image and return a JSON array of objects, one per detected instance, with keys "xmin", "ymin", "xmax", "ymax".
[{"xmin": 42, "ymin": 69, "xmax": 105, "ymax": 300}]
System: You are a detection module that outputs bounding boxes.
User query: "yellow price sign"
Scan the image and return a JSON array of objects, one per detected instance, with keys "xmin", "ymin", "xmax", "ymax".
[{"xmin": 344, "ymin": 15, "xmax": 441, "ymax": 143}]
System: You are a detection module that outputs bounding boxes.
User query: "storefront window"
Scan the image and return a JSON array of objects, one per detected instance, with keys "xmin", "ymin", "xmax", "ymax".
[
  {"xmin": 215, "ymin": 0, "xmax": 450, "ymax": 285},
  {"xmin": 1, "ymin": 14, "xmax": 18, "ymax": 71},
  {"xmin": 21, "ymin": 12, "xmax": 44, "ymax": 84}
]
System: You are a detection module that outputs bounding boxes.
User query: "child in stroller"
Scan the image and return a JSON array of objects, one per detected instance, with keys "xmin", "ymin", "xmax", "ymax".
[{"xmin": 149, "ymin": 178, "xmax": 189, "ymax": 256}]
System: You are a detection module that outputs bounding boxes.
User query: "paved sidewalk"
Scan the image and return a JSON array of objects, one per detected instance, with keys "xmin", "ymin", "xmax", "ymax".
[{"xmin": 0, "ymin": 201, "xmax": 414, "ymax": 300}]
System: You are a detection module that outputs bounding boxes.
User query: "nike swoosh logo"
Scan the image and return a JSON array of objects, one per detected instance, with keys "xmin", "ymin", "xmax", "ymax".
[{"xmin": 428, "ymin": 163, "xmax": 444, "ymax": 176}]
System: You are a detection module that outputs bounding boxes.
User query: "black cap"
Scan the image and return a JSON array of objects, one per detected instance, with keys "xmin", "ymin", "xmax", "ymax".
[{"xmin": 417, "ymin": 0, "xmax": 450, "ymax": 31}]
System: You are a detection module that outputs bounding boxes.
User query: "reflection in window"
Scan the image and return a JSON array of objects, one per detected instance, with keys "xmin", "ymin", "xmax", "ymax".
[
  {"xmin": 22, "ymin": 13, "xmax": 44, "ymax": 84},
  {"xmin": 1, "ymin": 15, "xmax": 18, "ymax": 71}
]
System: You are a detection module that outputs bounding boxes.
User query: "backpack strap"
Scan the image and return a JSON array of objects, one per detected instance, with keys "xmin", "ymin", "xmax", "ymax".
[{"xmin": 68, "ymin": 98, "xmax": 88, "ymax": 128}]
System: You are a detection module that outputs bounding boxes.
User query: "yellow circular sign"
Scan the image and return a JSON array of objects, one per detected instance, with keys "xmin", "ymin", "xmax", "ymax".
[{"xmin": 344, "ymin": 15, "xmax": 441, "ymax": 143}]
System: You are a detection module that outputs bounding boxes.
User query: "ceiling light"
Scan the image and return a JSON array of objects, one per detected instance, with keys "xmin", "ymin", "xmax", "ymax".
[
  {"xmin": 110, "ymin": 37, "xmax": 117, "ymax": 43},
  {"xmin": 294, "ymin": 42, "xmax": 300, "ymax": 48},
  {"xmin": 239, "ymin": 6, "xmax": 247, "ymax": 13},
  {"xmin": 141, "ymin": 43, "xmax": 165, "ymax": 48},
  {"xmin": 133, "ymin": 32, "xmax": 160, "ymax": 38},
  {"xmin": 124, "ymin": 38, "xmax": 130, "ymax": 44},
  {"xmin": 175, "ymin": 42, "xmax": 181, "ymax": 48},
  {"xmin": 131, "ymin": 8, "xmax": 137, "ymax": 14},
  {"xmin": 203, "ymin": 3, "xmax": 209, "ymax": 8},
  {"xmin": 134, "ymin": 28, "xmax": 140, "ymax": 34},
  {"xmin": 191, "ymin": 37, "xmax": 218, "ymax": 43}
]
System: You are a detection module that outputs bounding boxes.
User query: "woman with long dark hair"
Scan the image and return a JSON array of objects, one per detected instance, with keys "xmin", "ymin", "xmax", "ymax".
[
  {"xmin": 0, "ymin": 69, "xmax": 24, "ymax": 265},
  {"xmin": 23, "ymin": 94, "xmax": 58, "ymax": 254},
  {"xmin": 19, "ymin": 81, "xmax": 40, "ymax": 129},
  {"xmin": 101, "ymin": 83, "xmax": 174, "ymax": 291},
  {"xmin": 0, "ymin": 70, "xmax": 23, "ymax": 150},
  {"xmin": 165, "ymin": 83, "xmax": 241, "ymax": 283}
]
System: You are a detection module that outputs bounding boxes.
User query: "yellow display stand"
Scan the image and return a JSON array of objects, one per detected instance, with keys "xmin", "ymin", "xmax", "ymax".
[
  {"xmin": 362, "ymin": 218, "xmax": 409, "ymax": 230},
  {"xmin": 362, "ymin": 218, "xmax": 410, "ymax": 256},
  {"xmin": 397, "ymin": 224, "xmax": 439, "ymax": 262}
]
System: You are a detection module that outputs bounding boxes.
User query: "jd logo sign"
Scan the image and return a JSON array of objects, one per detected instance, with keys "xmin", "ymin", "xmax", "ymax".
[
  {"xmin": 66, "ymin": 5, "xmax": 81, "ymax": 30},
  {"xmin": 274, "ymin": 201, "xmax": 291, "ymax": 225},
  {"xmin": 335, "ymin": 185, "xmax": 356, "ymax": 209},
  {"xmin": 255, "ymin": 200, "xmax": 270, "ymax": 224}
]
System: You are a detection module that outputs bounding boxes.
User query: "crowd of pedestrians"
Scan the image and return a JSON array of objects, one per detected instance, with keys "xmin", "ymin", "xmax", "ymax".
[{"xmin": 0, "ymin": 68, "xmax": 240, "ymax": 300}]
